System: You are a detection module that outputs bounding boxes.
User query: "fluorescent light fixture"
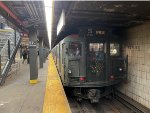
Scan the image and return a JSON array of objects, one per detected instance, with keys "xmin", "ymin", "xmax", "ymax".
[
  {"xmin": 57, "ymin": 10, "xmax": 65, "ymax": 36},
  {"xmin": 44, "ymin": 0, "xmax": 53, "ymax": 49}
]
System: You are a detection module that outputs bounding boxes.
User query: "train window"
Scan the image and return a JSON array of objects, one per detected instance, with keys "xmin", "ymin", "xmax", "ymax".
[
  {"xmin": 110, "ymin": 43, "xmax": 120, "ymax": 56},
  {"xmin": 89, "ymin": 43, "xmax": 104, "ymax": 60},
  {"xmin": 69, "ymin": 42, "xmax": 82, "ymax": 56},
  {"xmin": 89, "ymin": 43, "xmax": 103, "ymax": 52}
]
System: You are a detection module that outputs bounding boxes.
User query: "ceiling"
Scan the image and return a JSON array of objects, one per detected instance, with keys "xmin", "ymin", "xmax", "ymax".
[
  {"xmin": 1, "ymin": 1, "xmax": 150, "ymax": 48},
  {"xmin": 52, "ymin": 1, "xmax": 150, "ymax": 47},
  {"xmin": 0, "ymin": 1, "xmax": 49, "ymax": 48}
]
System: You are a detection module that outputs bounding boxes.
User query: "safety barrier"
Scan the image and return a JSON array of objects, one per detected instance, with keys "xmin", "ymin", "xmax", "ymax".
[{"xmin": 0, "ymin": 31, "xmax": 21, "ymax": 85}]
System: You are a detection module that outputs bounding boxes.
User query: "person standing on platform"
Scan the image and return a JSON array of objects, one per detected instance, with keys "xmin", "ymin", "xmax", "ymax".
[{"xmin": 22, "ymin": 48, "xmax": 27, "ymax": 64}]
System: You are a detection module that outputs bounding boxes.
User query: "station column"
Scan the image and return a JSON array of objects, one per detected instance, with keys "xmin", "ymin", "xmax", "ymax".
[
  {"xmin": 43, "ymin": 47, "xmax": 46, "ymax": 63},
  {"xmin": 29, "ymin": 27, "xmax": 38, "ymax": 84},
  {"xmin": 39, "ymin": 37, "xmax": 43, "ymax": 68}
]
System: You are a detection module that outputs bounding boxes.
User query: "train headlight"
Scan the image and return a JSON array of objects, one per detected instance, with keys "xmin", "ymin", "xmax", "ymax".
[
  {"xmin": 118, "ymin": 67, "xmax": 123, "ymax": 71},
  {"xmin": 68, "ymin": 69, "xmax": 72, "ymax": 74},
  {"xmin": 113, "ymin": 49, "xmax": 117, "ymax": 54}
]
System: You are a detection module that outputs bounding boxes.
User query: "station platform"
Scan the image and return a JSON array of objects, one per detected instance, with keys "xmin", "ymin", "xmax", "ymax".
[
  {"xmin": 42, "ymin": 54, "xmax": 71, "ymax": 113},
  {"xmin": 0, "ymin": 54, "xmax": 71, "ymax": 113}
]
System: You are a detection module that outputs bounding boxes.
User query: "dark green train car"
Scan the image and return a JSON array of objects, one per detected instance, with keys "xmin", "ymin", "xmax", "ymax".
[{"xmin": 52, "ymin": 33, "xmax": 127, "ymax": 103}]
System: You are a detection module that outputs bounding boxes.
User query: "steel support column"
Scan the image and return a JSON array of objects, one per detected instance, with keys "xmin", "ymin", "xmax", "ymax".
[
  {"xmin": 43, "ymin": 48, "xmax": 48, "ymax": 63},
  {"xmin": 43, "ymin": 48, "xmax": 45, "ymax": 63},
  {"xmin": 29, "ymin": 27, "xmax": 38, "ymax": 84},
  {"xmin": 39, "ymin": 37, "xmax": 43, "ymax": 68}
]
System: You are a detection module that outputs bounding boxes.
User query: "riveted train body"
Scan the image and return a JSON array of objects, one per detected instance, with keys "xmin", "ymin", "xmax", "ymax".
[{"xmin": 52, "ymin": 28, "xmax": 127, "ymax": 103}]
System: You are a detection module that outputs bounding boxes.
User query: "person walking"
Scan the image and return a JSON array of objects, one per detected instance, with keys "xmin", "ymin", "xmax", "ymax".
[
  {"xmin": 27, "ymin": 49, "xmax": 29, "ymax": 64},
  {"xmin": 22, "ymin": 49, "xmax": 27, "ymax": 64}
]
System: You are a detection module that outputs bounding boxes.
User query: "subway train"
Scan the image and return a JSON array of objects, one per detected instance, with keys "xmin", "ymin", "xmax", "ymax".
[{"xmin": 51, "ymin": 28, "xmax": 128, "ymax": 103}]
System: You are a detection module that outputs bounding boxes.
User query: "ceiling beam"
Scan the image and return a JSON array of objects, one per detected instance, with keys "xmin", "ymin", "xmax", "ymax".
[
  {"xmin": 71, "ymin": 10, "xmax": 135, "ymax": 19},
  {"xmin": 0, "ymin": 1, "xmax": 24, "ymax": 27}
]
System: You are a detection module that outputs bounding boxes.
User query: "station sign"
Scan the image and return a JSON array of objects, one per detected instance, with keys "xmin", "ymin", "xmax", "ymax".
[{"xmin": 29, "ymin": 41, "xmax": 36, "ymax": 47}]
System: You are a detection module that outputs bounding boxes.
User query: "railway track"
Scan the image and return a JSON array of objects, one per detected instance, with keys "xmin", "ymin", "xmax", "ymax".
[
  {"xmin": 68, "ymin": 96, "xmax": 134, "ymax": 113},
  {"xmin": 66, "ymin": 88, "xmax": 150, "ymax": 113}
]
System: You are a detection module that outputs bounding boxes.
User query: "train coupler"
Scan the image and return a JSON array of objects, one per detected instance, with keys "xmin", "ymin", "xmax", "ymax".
[{"xmin": 87, "ymin": 89, "xmax": 100, "ymax": 103}]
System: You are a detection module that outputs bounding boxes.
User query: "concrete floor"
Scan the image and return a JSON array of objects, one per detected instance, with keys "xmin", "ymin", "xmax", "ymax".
[{"xmin": 0, "ymin": 59, "xmax": 48, "ymax": 113}]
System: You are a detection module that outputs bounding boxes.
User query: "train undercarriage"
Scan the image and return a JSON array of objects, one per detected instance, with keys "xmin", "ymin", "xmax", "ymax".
[{"xmin": 65, "ymin": 86, "xmax": 114, "ymax": 103}]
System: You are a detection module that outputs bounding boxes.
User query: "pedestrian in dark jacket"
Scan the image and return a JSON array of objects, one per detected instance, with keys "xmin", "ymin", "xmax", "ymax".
[
  {"xmin": 22, "ymin": 49, "xmax": 27, "ymax": 64},
  {"xmin": 27, "ymin": 49, "xmax": 29, "ymax": 64}
]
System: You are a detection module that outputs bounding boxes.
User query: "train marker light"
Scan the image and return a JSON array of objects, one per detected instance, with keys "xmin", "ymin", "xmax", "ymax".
[
  {"xmin": 80, "ymin": 77, "xmax": 85, "ymax": 81},
  {"xmin": 110, "ymin": 75, "xmax": 115, "ymax": 80}
]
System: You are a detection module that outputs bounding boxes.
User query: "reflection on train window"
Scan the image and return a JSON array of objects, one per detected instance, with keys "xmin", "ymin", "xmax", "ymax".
[
  {"xmin": 88, "ymin": 43, "xmax": 105, "ymax": 78},
  {"xmin": 69, "ymin": 42, "xmax": 82, "ymax": 56},
  {"xmin": 89, "ymin": 43, "xmax": 103, "ymax": 52},
  {"xmin": 110, "ymin": 43, "xmax": 120, "ymax": 56},
  {"xmin": 89, "ymin": 43, "xmax": 104, "ymax": 60}
]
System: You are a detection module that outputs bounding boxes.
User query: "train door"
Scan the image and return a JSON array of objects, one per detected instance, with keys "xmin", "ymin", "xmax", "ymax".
[
  {"xmin": 68, "ymin": 42, "xmax": 82, "ymax": 80},
  {"xmin": 61, "ymin": 43, "xmax": 67, "ymax": 84},
  {"xmin": 56, "ymin": 45, "xmax": 60, "ymax": 71},
  {"xmin": 86, "ymin": 43, "xmax": 105, "ymax": 82},
  {"xmin": 58, "ymin": 44, "xmax": 61, "ymax": 72}
]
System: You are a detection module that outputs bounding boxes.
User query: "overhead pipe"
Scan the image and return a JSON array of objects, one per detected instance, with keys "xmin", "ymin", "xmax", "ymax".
[
  {"xmin": 0, "ymin": 1, "xmax": 24, "ymax": 26},
  {"xmin": 24, "ymin": 2, "xmax": 33, "ymax": 18},
  {"xmin": 27, "ymin": 2, "xmax": 37, "ymax": 18},
  {"xmin": 38, "ymin": 1, "xmax": 43, "ymax": 18},
  {"xmin": 31, "ymin": 1, "xmax": 39, "ymax": 18},
  {"xmin": 25, "ymin": 2, "xmax": 34, "ymax": 18}
]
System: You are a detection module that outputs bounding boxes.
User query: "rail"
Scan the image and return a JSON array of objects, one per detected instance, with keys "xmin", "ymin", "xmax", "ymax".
[{"xmin": 114, "ymin": 90, "xmax": 150, "ymax": 113}]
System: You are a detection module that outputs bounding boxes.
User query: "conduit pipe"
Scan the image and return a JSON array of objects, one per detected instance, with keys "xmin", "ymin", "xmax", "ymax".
[{"xmin": 0, "ymin": 1, "xmax": 24, "ymax": 26}]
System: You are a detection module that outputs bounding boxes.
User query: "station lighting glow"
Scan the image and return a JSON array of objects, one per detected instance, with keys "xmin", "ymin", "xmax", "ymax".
[{"xmin": 44, "ymin": 0, "xmax": 53, "ymax": 49}]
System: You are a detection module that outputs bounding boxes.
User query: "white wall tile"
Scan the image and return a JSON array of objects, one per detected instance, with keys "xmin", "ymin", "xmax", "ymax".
[{"xmin": 117, "ymin": 21, "xmax": 150, "ymax": 109}]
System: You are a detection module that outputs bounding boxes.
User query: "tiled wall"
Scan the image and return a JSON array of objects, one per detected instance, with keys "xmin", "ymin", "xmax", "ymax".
[{"xmin": 117, "ymin": 21, "xmax": 150, "ymax": 108}]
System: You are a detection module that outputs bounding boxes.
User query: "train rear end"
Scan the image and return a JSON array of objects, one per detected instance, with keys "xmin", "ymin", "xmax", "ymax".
[
  {"xmin": 52, "ymin": 28, "xmax": 128, "ymax": 102},
  {"xmin": 65, "ymin": 35, "xmax": 127, "ymax": 103}
]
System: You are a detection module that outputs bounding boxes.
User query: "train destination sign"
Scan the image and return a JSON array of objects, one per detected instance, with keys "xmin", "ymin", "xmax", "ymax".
[{"xmin": 79, "ymin": 28, "xmax": 106, "ymax": 38}]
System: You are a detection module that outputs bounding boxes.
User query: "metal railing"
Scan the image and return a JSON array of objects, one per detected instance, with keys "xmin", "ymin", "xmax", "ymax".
[
  {"xmin": 0, "ymin": 31, "xmax": 21, "ymax": 85},
  {"xmin": 0, "ymin": 40, "xmax": 9, "ymax": 69}
]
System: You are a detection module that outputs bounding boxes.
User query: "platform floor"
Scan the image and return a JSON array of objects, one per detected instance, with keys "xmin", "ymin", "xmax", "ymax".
[
  {"xmin": 0, "ymin": 59, "xmax": 48, "ymax": 113},
  {"xmin": 0, "ymin": 54, "xmax": 71, "ymax": 113}
]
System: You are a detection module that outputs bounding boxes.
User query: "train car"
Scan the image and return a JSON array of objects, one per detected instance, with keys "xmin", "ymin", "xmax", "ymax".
[{"xmin": 52, "ymin": 28, "xmax": 127, "ymax": 103}]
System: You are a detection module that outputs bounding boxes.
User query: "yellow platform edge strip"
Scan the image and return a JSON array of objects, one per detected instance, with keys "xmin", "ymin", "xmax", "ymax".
[
  {"xmin": 29, "ymin": 80, "xmax": 38, "ymax": 84},
  {"xmin": 0, "ymin": 29, "xmax": 14, "ymax": 32},
  {"xmin": 42, "ymin": 53, "xmax": 72, "ymax": 113}
]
